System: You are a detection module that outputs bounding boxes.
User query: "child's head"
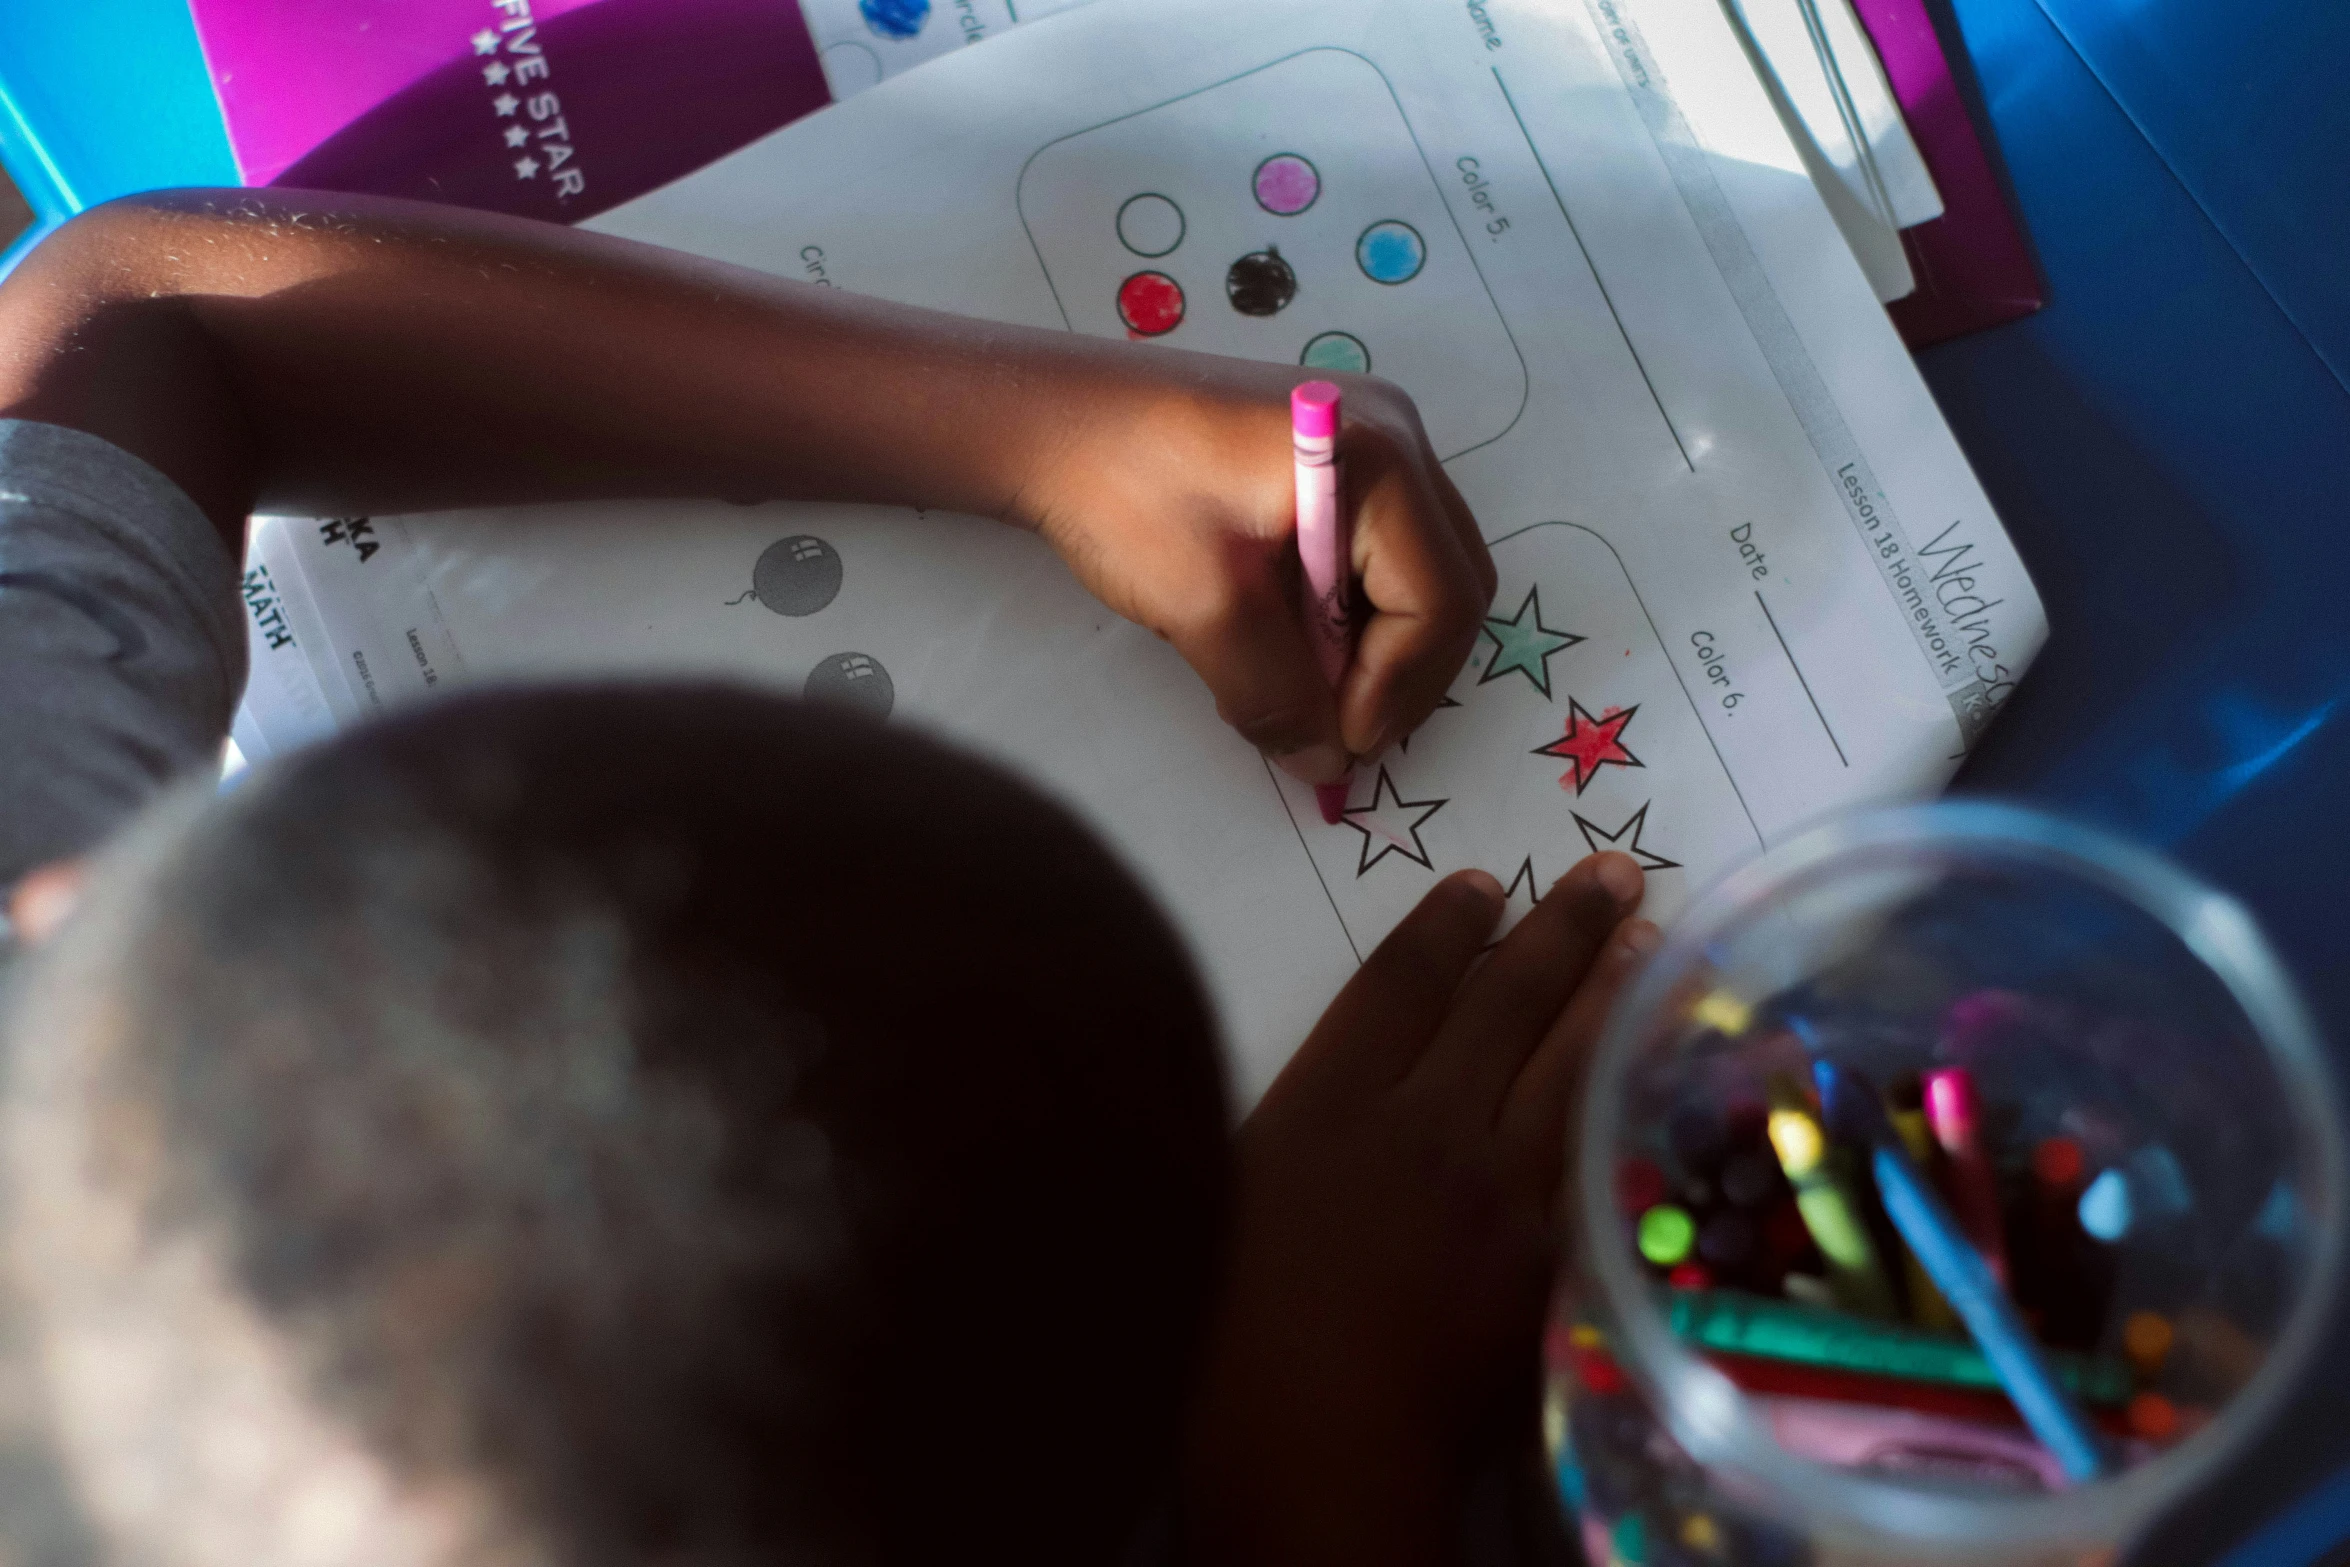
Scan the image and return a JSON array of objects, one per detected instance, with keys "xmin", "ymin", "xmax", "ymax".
[{"xmin": 3, "ymin": 684, "xmax": 1228, "ymax": 1567}]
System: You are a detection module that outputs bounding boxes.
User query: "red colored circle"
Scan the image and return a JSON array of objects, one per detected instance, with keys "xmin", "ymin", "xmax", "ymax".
[{"xmin": 1117, "ymin": 270, "xmax": 1185, "ymax": 336}]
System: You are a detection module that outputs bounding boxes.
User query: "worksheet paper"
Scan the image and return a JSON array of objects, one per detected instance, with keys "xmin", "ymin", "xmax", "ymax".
[
  {"xmin": 233, "ymin": 0, "xmax": 2044, "ymax": 1102},
  {"xmin": 1729, "ymin": 0, "xmax": 1941, "ymax": 302}
]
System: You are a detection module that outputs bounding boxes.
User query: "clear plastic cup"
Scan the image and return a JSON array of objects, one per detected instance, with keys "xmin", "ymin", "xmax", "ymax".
[{"xmin": 1546, "ymin": 803, "xmax": 2344, "ymax": 1567}]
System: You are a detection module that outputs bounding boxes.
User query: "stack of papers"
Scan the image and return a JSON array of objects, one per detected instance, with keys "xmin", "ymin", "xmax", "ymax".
[{"xmin": 230, "ymin": 0, "xmax": 2043, "ymax": 1097}]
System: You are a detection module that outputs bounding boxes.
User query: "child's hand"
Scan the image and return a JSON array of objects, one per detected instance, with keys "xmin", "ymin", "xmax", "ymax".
[
  {"xmin": 1010, "ymin": 359, "xmax": 1494, "ymax": 786},
  {"xmin": 1185, "ymin": 853, "xmax": 1658, "ymax": 1566}
]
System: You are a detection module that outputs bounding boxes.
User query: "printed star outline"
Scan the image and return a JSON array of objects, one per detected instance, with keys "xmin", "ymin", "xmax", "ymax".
[
  {"xmin": 1572, "ymin": 802, "xmax": 1681, "ymax": 871},
  {"xmin": 1503, "ymin": 855, "xmax": 1539, "ymax": 912},
  {"xmin": 1338, "ymin": 766, "xmax": 1447, "ymax": 877},
  {"xmin": 492, "ymin": 92, "xmax": 521, "ymax": 116},
  {"xmin": 1533, "ymin": 699, "xmax": 1644, "ymax": 795},
  {"xmin": 482, "ymin": 59, "xmax": 511, "ymax": 85},
  {"xmin": 503, "ymin": 124, "xmax": 531, "ymax": 149},
  {"xmin": 472, "ymin": 28, "xmax": 501, "ymax": 54},
  {"xmin": 514, "ymin": 155, "xmax": 541, "ymax": 180},
  {"xmin": 1477, "ymin": 585, "xmax": 1584, "ymax": 698}
]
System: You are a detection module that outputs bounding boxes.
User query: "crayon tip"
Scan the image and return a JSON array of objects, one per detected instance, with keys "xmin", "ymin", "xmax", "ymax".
[{"xmin": 1315, "ymin": 777, "xmax": 1351, "ymax": 824}]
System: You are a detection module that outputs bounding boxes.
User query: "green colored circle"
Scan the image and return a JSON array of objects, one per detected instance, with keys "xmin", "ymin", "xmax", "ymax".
[
  {"xmin": 1635, "ymin": 1203, "xmax": 1695, "ymax": 1266},
  {"xmin": 1300, "ymin": 330, "xmax": 1371, "ymax": 375}
]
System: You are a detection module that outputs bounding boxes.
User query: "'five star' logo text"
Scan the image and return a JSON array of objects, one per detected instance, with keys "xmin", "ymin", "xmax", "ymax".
[{"xmin": 477, "ymin": 0, "xmax": 586, "ymax": 200}]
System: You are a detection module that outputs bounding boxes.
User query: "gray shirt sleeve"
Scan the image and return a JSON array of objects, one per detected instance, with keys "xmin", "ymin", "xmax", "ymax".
[{"xmin": 0, "ymin": 420, "xmax": 245, "ymax": 887}]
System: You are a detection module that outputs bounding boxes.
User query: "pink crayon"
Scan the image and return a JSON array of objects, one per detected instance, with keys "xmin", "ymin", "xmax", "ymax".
[
  {"xmin": 1292, "ymin": 381, "xmax": 1356, "ymax": 824},
  {"xmin": 1922, "ymin": 1067, "xmax": 2009, "ymax": 1285}
]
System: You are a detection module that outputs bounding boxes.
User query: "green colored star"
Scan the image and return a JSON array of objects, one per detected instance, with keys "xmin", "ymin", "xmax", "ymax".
[{"xmin": 1477, "ymin": 586, "xmax": 1583, "ymax": 697}]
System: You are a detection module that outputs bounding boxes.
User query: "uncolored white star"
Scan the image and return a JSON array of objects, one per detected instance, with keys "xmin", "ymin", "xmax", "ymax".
[
  {"xmin": 471, "ymin": 28, "xmax": 500, "ymax": 54},
  {"xmin": 513, "ymin": 155, "xmax": 541, "ymax": 179},
  {"xmin": 482, "ymin": 60, "xmax": 511, "ymax": 85},
  {"xmin": 1337, "ymin": 766, "xmax": 1447, "ymax": 876},
  {"xmin": 502, "ymin": 125, "xmax": 530, "ymax": 148},
  {"xmin": 1571, "ymin": 801, "xmax": 1681, "ymax": 871},
  {"xmin": 491, "ymin": 92, "xmax": 521, "ymax": 116}
]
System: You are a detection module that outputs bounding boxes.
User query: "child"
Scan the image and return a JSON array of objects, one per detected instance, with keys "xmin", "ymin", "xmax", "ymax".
[
  {"xmin": 0, "ymin": 188, "xmax": 1494, "ymax": 894},
  {"xmin": 3, "ymin": 684, "xmax": 1653, "ymax": 1567},
  {"xmin": 0, "ymin": 192, "xmax": 1658, "ymax": 1563}
]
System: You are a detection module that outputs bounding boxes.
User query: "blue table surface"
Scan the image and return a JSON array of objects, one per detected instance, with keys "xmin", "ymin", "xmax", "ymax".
[
  {"xmin": 5, "ymin": 0, "xmax": 2349, "ymax": 1559},
  {"xmin": 1925, "ymin": 0, "xmax": 2350, "ymax": 1557}
]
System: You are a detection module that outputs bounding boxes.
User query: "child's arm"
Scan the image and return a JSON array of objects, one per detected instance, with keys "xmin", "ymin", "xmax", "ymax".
[
  {"xmin": 0, "ymin": 189, "xmax": 1492, "ymax": 784},
  {"xmin": 1186, "ymin": 852, "xmax": 1657, "ymax": 1567}
]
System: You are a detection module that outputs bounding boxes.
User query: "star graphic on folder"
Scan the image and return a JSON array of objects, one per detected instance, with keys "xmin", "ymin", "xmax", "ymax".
[
  {"xmin": 1339, "ymin": 766, "xmax": 1447, "ymax": 876},
  {"xmin": 492, "ymin": 93, "xmax": 521, "ymax": 116},
  {"xmin": 483, "ymin": 60, "xmax": 511, "ymax": 85},
  {"xmin": 503, "ymin": 125, "xmax": 531, "ymax": 149},
  {"xmin": 1477, "ymin": 586, "xmax": 1583, "ymax": 697},
  {"xmin": 1533, "ymin": 699, "xmax": 1643, "ymax": 795},
  {"xmin": 514, "ymin": 156, "xmax": 541, "ymax": 180},
  {"xmin": 1572, "ymin": 802, "xmax": 1681, "ymax": 871},
  {"xmin": 472, "ymin": 28, "xmax": 501, "ymax": 55}
]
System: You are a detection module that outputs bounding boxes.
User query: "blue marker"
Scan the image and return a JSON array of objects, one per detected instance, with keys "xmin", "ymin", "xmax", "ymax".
[{"xmin": 1810, "ymin": 1056, "xmax": 2110, "ymax": 1483}]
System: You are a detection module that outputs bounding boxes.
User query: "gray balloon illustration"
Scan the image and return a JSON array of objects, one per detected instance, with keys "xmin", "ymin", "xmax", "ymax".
[
  {"xmin": 804, "ymin": 652, "xmax": 894, "ymax": 718},
  {"xmin": 752, "ymin": 535, "xmax": 843, "ymax": 616}
]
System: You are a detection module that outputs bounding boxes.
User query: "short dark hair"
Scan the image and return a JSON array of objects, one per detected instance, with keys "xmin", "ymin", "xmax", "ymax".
[{"xmin": 26, "ymin": 683, "xmax": 1228, "ymax": 1565}]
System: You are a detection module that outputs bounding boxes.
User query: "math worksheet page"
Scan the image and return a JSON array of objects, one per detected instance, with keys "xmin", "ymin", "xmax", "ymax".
[{"xmin": 241, "ymin": 0, "xmax": 2043, "ymax": 1098}]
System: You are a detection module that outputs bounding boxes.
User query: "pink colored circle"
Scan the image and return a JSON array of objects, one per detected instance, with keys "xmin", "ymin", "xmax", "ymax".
[
  {"xmin": 1253, "ymin": 153, "xmax": 1321, "ymax": 216},
  {"xmin": 1117, "ymin": 271, "xmax": 1186, "ymax": 336}
]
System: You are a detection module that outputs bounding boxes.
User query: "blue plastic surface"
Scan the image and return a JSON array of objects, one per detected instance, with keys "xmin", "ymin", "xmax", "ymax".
[
  {"xmin": 0, "ymin": 0, "xmax": 237, "ymax": 272},
  {"xmin": 1925, "ymin": 0, "xmax": 2350, "ymax": 1557},
  {"xmin": 2033, "ymin": 0, "xmax": 2350, "ymax": 396}
]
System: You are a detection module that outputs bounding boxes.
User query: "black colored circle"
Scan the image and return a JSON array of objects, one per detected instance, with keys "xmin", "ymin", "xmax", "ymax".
[{"xmin": 1225, "ymin": 248, "xmax": 1298, "ymax": 317}]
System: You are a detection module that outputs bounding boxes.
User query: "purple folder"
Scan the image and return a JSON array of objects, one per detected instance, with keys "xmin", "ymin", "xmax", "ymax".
[
  {"xmin": 1850, "ymin": 0, "xmax": 2045, "ymax": 346},
  {"xmin": 190, "ymin": 0, "xmax": 833, "ymax": 224}
]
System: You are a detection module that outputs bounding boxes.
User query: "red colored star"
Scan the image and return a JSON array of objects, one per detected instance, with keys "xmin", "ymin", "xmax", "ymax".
[{"xmin": 1533, "ymin": 699, "xmax": 1642, "ymax": 795}]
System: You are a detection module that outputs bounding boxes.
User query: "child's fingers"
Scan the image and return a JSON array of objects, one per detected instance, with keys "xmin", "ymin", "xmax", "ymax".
[
  {"xmin": 1408, "ymin": 854, "xmax": 1643, "ymax": 1120},
  {"xmin": 1283, "ymin": 869, "xmax": 1506, "ymax": 1099},
  {"xmin": 1499, "ymin": 916, "xmax": 1662, "ymax": 1208},
  {"xmin": 1168, "ymin": 560, "xmax": 1351, "ymax": 784},
  {"xmin": 1340, "ymin": 454, "xmax": 1491, "ymax": 759},
  {"xmin": 1430, "ymin": 459, "xmax": 1498, "ymax": 609}
]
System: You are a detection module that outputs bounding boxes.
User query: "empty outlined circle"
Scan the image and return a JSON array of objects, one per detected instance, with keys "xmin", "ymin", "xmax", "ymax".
[
  {"xmin": 1300, "ymin": 331, "xmax": 1371, "ymax": 375},
  {"xmin": 1225, "ymin": 249, "xmax": 1297, "ymax": 316},
  {"xmin": 1116, "ymin": 271, "xmax": 1186, "ymax": 336},
  {"xmin": 1355, "ymin": 220, "xmax": 1426, "ymax": 284},
  {"xmin": 752, "ymin": 535, "xmax": 843, "ymax": 617},
  {"xmin": 805, "ymin": 652, "xmax": 894, "ymax": 717},
  {"xmin": 1252, "ymin": 153, "xmax": 1321, "ymax": 216},
  {"xmin": 1116, "ymin": 193, "xmax": 1185, "ymax": 257}
]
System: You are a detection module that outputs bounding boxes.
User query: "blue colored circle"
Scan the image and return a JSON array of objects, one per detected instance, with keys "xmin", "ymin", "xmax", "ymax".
[
  {"xmin": 859, "ymin": 0, "xmax": 930, "ymax": 39},
  {"xmin": 1355, "ymin": 220, "xmax": 1426, "ymax": 285}
]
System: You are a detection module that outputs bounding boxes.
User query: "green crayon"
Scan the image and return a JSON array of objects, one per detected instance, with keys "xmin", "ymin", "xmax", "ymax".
[
  {"xmin": 1664, "ymin": 1288, "xmax": 2135, "ymax": 1406},
  {"xmin": 1765, "ymin": 1076, "xmax": 1898, "ymax": 1320}
]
